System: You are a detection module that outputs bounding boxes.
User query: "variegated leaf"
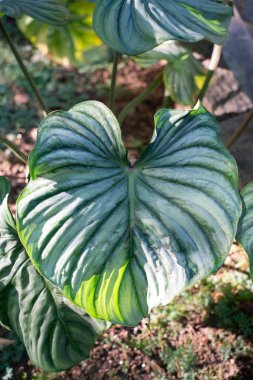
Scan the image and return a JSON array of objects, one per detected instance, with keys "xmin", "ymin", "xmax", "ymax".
[{"xmin": 17, "ymin": 101, "xmax": 241, "ymax": 326}]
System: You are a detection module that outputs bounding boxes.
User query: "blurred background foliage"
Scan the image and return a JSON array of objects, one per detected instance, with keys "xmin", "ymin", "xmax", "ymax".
[{"xmin": 18, "ymin": 0, "xmax": 111, "ymax": 67}]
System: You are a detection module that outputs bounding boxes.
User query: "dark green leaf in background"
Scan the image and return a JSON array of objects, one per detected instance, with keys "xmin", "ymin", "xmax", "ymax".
[
  {"xmin": 134, "ymin": 41, "xmax": 206, "ymax": 105},
  {"xmin": 163, "ymin": 52, "xmax": 205, "ymax": 106},
  {"xmin": 236, "ymin": 182, "xmax": 253, "ymax": 278},
  {"xmin": 133, "ymin": 41, "xmax": 190, "ymax": 68}
]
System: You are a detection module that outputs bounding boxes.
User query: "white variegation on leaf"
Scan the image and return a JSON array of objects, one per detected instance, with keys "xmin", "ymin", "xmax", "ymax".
[
  {"xmin": 0, "ymin": 177, "xmax": 109, "ymax": 372},
  {"xmin": 17, "ymin": 101, "xmax": 241, "ymax": 326},
  {"xmin": 236, "ymin": 182, "xmax": 253, "ymax": 278},
  {"xmin": 93, "ymin": 0, "xmax": 233, "ymax": 55}
]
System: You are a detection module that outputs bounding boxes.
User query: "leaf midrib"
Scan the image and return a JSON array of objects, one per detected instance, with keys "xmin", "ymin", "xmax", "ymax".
[{"xmin": 127, "ymin": 168, "xmax": 147, "ymax": 317}]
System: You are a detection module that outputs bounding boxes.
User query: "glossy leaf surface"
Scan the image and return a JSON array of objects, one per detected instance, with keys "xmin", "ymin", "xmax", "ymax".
[
  {"xmin": 93, "ymin": 0, "xmax": 233, "ymax": 55},
  {"xmin": 0, "ymin": 0, "xmax": 69, "ymax": 25},
  {"xmin": 17, "ymin": 101, "xmax": 241, "ymax": 326},
  {"xmin": 0, "ymin": 177, "xmax": 108, "ymax": 372},
  {"xmin": 236, "ymin": 182, "xmax": 253, "ymax": 278}
]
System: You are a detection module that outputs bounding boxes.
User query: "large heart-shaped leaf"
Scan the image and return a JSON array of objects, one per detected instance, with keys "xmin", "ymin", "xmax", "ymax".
[
  {"xmin": 18, "ymin": 1, "xmax": 107, "ymax": 67},
  {"xmin": 17, "ymin": 101, "xmax": 241, "ymax": 326},
  {"xmin": 93, "ymin": 0, "xmax": 233, "ymax": 55},
  {"xmin": 0, "ymin": 177, "xmax": 109, "ymax": 372},
  {"xmin": 0, "ymin": 0, "xmax": 69, "ymax": 25},
  {"xmin": 236, "ymin": 182, "xmax": 253, "ymax": 278}
]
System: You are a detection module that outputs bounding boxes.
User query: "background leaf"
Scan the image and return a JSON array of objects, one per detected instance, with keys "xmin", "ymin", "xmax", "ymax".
[
  {"xmin": 0, "ymin": 0, "xmax": 69, "ymax": 26},
  {"xmin": 133, "ymin": 41, "xmax": 190, "ymax": 68},
  {"xmin": 93, "ymin": 0, "xmax": 232, "ymax": 55},
  {"xmin": 0, "ymin": 177, "xmax": 109, "ymax": 372},
  {"xmin": 134, "ymin": 41, "xmax": 206, "ymax": 105},
  {"xmin": 236, "ymin": 182, "xmax": 253, "ymax": 278},
  {"xmin": 163, "ymin": 53, "xmax": 205, "ymax": 105},
  {"xmin": 18, "ymin": 0, "xmax": 108, "ymax": 67},
  {"xmin": 17, "ymin": 101, "xmax": 241, "ymax": 326}
]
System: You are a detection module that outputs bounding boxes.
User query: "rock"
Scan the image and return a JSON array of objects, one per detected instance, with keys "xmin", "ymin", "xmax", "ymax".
[{"xmin": 203, "ymin": 67, "xmax": 252, "ymax": 118}]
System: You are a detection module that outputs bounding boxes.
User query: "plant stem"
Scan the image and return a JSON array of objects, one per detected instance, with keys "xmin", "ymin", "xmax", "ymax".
[
  {"xmin": 118, "ymin": 72, "xmax": 163, "ymax": 125},
  {"xmin": 0, "ymin": 134, "xmax": 28, "ymax": 164},
  {"xmin": 0, "ymin": 19, "xmax": 48, "ymax": 116},
  {"xmin": 163, "ymin": 88, "xmax": 174, "ymax": 108},
  {"xmin": 198, "ymin": 44, "xmax": 222, "ymax": 101},
  {"xmin": 226, "ymin": 109, "xmax": 253, "ymax": 149},
  {"xmin": 109, "ymin": 51, "xmax": 119, "ymax": 112}
]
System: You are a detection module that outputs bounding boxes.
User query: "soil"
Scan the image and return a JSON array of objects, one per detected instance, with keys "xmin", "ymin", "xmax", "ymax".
[{"xmin": 9, "ymin": 248, "xmax": 253, "ymax": 380}]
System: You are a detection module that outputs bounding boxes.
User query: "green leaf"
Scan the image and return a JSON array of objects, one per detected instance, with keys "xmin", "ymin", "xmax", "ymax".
[
  {"xmin": 18, "ymin": 1, "xmax": 107, "ymax": 67},
  {"xmin": 0, "ymin": 0, "xmax": 69, "ymax": 26},
  {"xmin": 0, "ymin": 177, "xmax": 109, "ymax": 372},
  {"xmin": 93, "ymin": 0, "xmax": 233, "ymax": 55},
  {"xmin": 17, "ymin": 101, "xmax": 241, "ymax": 326},
  {"xmin": 134, "ymin": 41, "xmax": 206, "ymax": 105},
  {"xmin": 134, "ymin": 41, "xmax": 190, "ymax": 68},
  {"xmin": 163, "ymin": 53, "xmax": 205, "ymax": 106},
  {"xmin": 236, "ymin": 182, "xmax": 253, "ymax": 278},
  {"xmin": 0, "ymin": 178, "xmax": 25, "ymax": 294}
]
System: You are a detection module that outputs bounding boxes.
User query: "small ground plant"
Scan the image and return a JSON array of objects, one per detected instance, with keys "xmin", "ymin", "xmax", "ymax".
[{"xmin": 0, "ymin": 0, "xmax": 253, "ymax": 376}]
